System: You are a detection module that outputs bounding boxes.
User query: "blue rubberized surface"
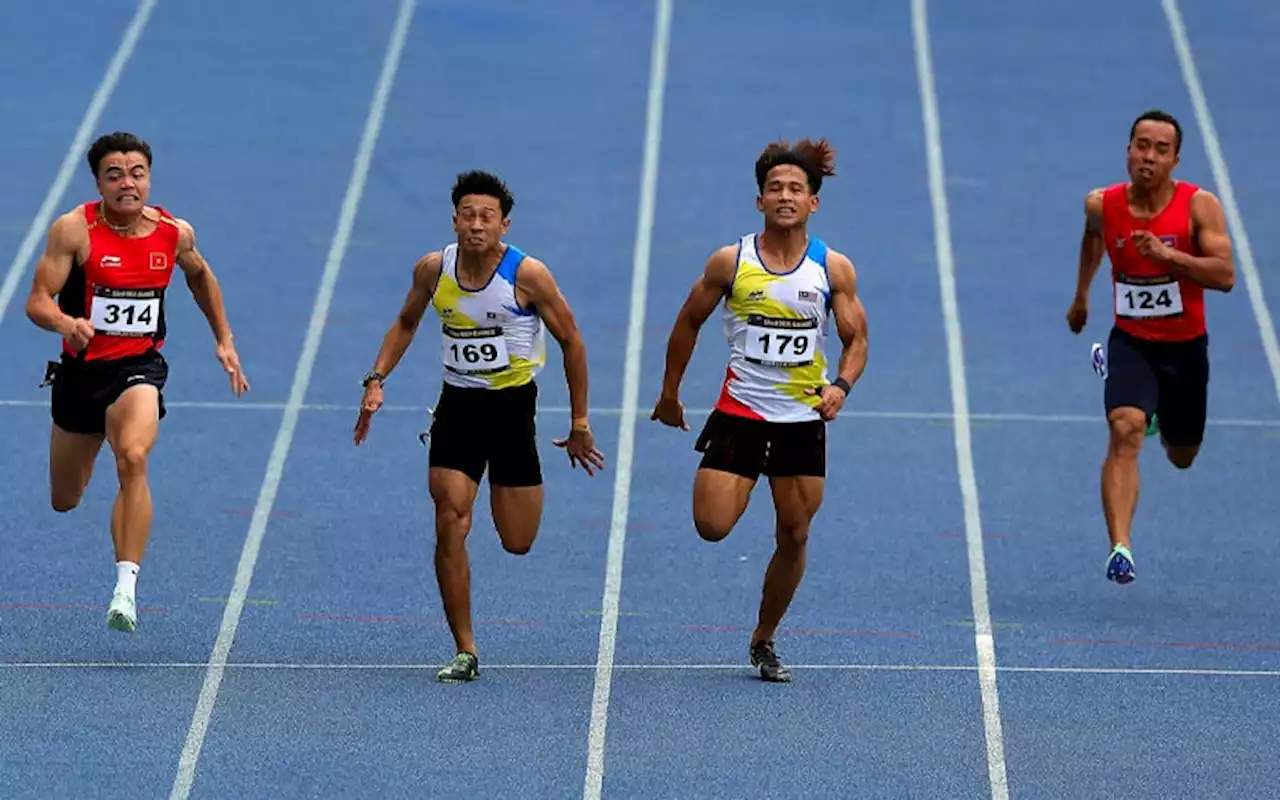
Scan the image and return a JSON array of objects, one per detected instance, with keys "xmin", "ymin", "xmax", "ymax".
[{"xmin": 1, "ymin": 1, "xmax": 1278, "ymax": 797}]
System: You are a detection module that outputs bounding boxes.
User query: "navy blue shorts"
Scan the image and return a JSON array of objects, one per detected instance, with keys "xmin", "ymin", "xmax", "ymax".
[{"xmin": 1103, "ymin": 326, "xmax": 1209, "ymax": 447}]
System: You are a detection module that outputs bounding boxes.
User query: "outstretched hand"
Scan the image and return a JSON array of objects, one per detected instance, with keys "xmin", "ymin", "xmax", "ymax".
[
  {"xmin": 553, "ymin": 427, "xmax": 606, "ymax": 476},
  {"xmin": 215, "ymin": 340, "xmax": 250, "ymax": 397},
  {"xmin": 353, "ymin": 383, "xmax": 383, "ymax": 445}
]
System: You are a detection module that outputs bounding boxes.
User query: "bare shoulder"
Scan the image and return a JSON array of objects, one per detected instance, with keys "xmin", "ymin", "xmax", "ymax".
[
  {"xmin": 824, "ymin": 247, "xmax": 857, "ymax": 292},
  {"xmin": 412, "ymin": 250, "xmax": 444, "ymax": 286},
  {"xmin": 1190, "ymin": 187, "xmax": 1225, "ymax": 216},
  {"xmin": 702, "ymin": 243, "xmax": 739, "ymax": 288},
  {"xmin": 49, "ymin": 207, "xmax": 90, "ymax": 251},
  {"xmin": 169, "ymin": 215, "xmax": 196, "ymax": 251},
  {"xmin": 1085, "ymin": 187, "xmax": 1106, "ymax": 215}
]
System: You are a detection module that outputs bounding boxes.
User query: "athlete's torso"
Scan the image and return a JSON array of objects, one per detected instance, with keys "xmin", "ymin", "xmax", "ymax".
[
  {"xmin": 715, "ymin": 233, "xmax": 832, "ymax": 423},
  {"xmin": 1101, "ymin": 180, "xmax": 1206, "ymax": 342},
  {"xmin": 430, "ymin": 242, "xmax": 546, "ymax": 389},
  {"xmin": 59, "ymin": 202, "xmax": 180, "ymax": 361}
]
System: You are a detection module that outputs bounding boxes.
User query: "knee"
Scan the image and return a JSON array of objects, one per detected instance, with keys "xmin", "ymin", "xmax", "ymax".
[
  {"xmin": 501, "ymin": 539, "xmax": 533, "ymax": 556},
  {"xmin": 1107, "ymin": 409, "xmax": 1148, "ymax": 457},
  {"xmin": 434, "ymin": 504, "xmax": 472, "ymax": 545},
  {"xmin": 693, "ymin": 514, "xmax": 733, "ymax": 543},
  {"xmin": 775, "ymin": 523, "xmax": 809, "ymax": 554},
  {"xmin": 114, "ymin": 446, "xmax": 150, "ymax": 482},
  {"xmin": 1165, "ymin": 444, "xmax": 1199, "ymax": 470},
  {"xmin": 51, "ymin": 494, "xmax": 80, "ymax": 513}
]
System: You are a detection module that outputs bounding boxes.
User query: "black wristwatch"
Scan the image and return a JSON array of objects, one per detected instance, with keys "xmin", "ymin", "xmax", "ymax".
[
  {"xmin": 831, "ymin": 377, "xmax": 852, "ymax": 395},
  {"xmin": 361, "ymin": 371, "xmax": 385, "ymax": 388}
]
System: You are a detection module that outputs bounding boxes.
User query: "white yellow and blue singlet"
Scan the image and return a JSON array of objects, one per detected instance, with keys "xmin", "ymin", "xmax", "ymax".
[
  {"xmin": 430, "ymin": 242, "xmax": 546, "ymax": 390},
  {"xmin": 715, "ymin": 233, "xmax": 832, "ymax": 423}
]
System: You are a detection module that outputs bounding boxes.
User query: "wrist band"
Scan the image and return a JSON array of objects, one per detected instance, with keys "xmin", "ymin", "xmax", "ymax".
[
  {"xmin": 572, "ymin": 417, "xmax": 591, "ymax": 432},
  {"xmin": 831, "ymin": 377, "xmax": 852, "ymax": 394}
]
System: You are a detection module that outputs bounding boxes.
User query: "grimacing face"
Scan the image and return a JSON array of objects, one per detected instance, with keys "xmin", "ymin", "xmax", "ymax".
[
  {"xmin": 757, "ymin": 164, "xmax": 818, "ymax": 229},
  {"xmin": 1127, "ymin": 120, "xmax": 1180, "ymax": 190},
  {"xmin": 96, "ymin": 151, "xmax": 151, "ymax": 217},
  {"xmin": 453, "ymin": 194, "xmax": 509, "ymax": 253}
]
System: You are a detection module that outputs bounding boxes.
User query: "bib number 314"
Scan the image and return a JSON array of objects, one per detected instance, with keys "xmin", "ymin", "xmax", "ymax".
[
  {"xmin": 442, "ymin": 325, "xmax": 511, "ymax": 374},
  {"xmin": 744, "ymin": 315, "xmax": 817, "ymax": 367},
  {"xmin": 90, "ymin": 287, "xmax": 161, "ymax": 337},
  {"xmin": 1115, "ymin": 280, "xmax": 1183, "ymax": 319}
]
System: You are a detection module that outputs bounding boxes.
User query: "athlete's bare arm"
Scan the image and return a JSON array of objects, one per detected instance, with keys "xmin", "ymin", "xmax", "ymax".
[
  {"xmin": 175, "ymin": 218, "xmax": 248, "ymax": 396},
  {"xmin": 175, "ymin": 219, "xmax": 235, "ymax": 346},
  {"xmin": 1166, "ymin": 190, "xmax": 1235, "ymax": 292},
  {"xmin": 826, "ymin": 250, "xmax": 868, "ymax": 390},
  {"xmin": 368, "ymin": 251, "xmax": 443, "ymax": 380},
  {"xmin": 24, "ymin": 211, "xmax": 92, "ymax": 347},
  {"xmin": 658, "ymin": 245, "xmax": 736, "ymax": 402},
  {"xmin": 1068, "ymin": 188, "xmax": 1106, "ymax": 334},
  {"xmin": 518, "ymin": 258, "xmax": 590, "ymax": 425}
]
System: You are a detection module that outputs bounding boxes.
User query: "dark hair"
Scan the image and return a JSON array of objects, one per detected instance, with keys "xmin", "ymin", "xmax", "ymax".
[
  {"xmin": 1129, "ymin": 110, "xmax": 1182, "ymax": 154},
  {"xmin": 451, "ymin": 170, "xmax": 514, "ymax": 217},
  {"xmin": 87, "ymin": 132, "xmax": 152, "ymax": 177},
  {"xmin": 755, "ymin": 138, "xmax": 837, "ymax": 193}
]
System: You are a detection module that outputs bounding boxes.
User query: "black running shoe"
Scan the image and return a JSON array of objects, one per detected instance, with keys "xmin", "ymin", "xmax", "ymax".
[
  {"xmin": 437, "ymin": 652, "xmax": 479, "ymax": 682},
  {"xmin": 749, "ymin": 640, "xmax": 792, "ymax": 683}
]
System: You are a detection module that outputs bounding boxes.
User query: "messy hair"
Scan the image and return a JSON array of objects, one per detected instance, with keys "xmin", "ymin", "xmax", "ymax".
[
  {"xmin": 86, "ymin": 131, "xmax": 152, "ymax": 178},
  {"xmin": 754, "ymin": 138, "xmax": 837, "ymax": 194},
  {"xmin": 1129, "ymin": 109, "xmax": 1182, "ymax": 154},
  {"xmin": 451, "ymin": 170, "xmax": 515, "ymax": 217}
]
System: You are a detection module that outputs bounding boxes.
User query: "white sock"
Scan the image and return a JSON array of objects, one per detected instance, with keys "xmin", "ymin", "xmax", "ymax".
[{"xmin": 115, "ymin": 561, "xmax": 139, "ymax": 598}]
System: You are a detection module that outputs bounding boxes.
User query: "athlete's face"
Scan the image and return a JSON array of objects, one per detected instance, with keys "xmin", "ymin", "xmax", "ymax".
[
  {"xmin": 757, "ymin": 164, "xmax": 818, "ymax": 229},
  {"xmin": 1126, "ymin": 121, "xmax": 1180, "ymax": 189},
  {"xmin": 95, "ymin": 151, "xmax": 150, "ymax": 216},
  {"xmin": 453, "ymin": 194, "xmax": 509, "ymax": 253}
]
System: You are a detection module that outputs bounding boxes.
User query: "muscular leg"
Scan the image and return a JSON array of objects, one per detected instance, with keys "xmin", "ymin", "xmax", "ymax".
[
  {"xmin": 1162, "ymin": 439, "xmax": 1199, "ymax": 470},
  {"xmin": 490, "ymin": 485, "xmax": 543, "ymax": 555},
  {"xmin": 104, "ymin": 385, "xmax": 161, "ymax": 565},
  {"xmin": 692, "ymin": 468, "xmax": 756, "ymax": 542},
  {"xmin": 49, "ymin": 425, "xmax": 105, "ymax": 512},
  {"xmin": 1101, "ymin": 407, "xmax": 1147, "ymax": 550},
  {"xmin": 753, "ymin": 475, "xmax": 824, "ymax": 645},
  {"xmin": 429, "ymin": 467, "xmax": 481, "ymax": 657}
]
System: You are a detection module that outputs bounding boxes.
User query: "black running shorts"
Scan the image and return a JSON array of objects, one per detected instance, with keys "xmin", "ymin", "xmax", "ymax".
[
  {"xmin": 694, "ymin": 409, "xmax": 826, "ymax": 480},
  {"xmin": 427, "ymin": 380, "xmax": 542, "ymax": 487},
  {"xmin": 1103, "ymin": 326, "xmax": 1209, "ymax": 447},
  {"xmin": 48, "ymin": 350, "xmax": 168, "ymax": 436}
]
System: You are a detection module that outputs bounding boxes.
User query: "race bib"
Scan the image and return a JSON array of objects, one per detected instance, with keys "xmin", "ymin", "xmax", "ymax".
[
  {"xmin": 1115, "ymin": 279, "xmax": 1183, "ymax": 319},
  {"xmin": 743, "ymin": 315, "xmax": 817, "ymax": 367},
  {"xmin": 442, "ymin": 325, "xmax": 511, "ymax": 374},
  {"xmin": 90, "ymin": 287, "xmax": 161, "ymax": 336}
]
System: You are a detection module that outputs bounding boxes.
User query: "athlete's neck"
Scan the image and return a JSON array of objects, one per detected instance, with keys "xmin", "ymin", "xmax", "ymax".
[
  {"xmin": 456, "ymin": 243, "xmax": 506, "ymax": 285},
  {"xmin": 757, "ymin": 226, "xmax": 809, "ymax": 270},
  {"xmin": 1127, "ymin": 180, "xmax": 1177, "ymax": 216},
  {"xmin": 98, "ymin": 202, "xmax": 147, "ymax": 236}
]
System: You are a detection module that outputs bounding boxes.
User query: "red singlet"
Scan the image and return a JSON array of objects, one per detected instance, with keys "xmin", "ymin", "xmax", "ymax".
[
  {"xmin": 59, "ymin": 202, "xmax": 180, "ymax": 361},
  {"xmin": 1100, "ymin": 180, "xmax": 1206, "ymax": 343}
]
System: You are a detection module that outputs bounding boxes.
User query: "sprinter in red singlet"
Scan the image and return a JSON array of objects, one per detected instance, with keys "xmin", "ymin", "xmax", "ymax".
[
  {"xmin": 24, "ymin": 132, "xmax": 250, "ymax": 632},
  {"xmin": 1066, "ymin": 110, "xmax": 1235, "ymax": 584}
]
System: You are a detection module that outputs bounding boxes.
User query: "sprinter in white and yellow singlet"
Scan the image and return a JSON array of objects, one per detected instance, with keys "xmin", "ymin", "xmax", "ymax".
[
  {"xmin": 353, "ymin": 171, "xmax": 605, "ymax": 683},
  {"xmin": 652, "ymin": 139, "xmax": 868, "ymax": 683}
]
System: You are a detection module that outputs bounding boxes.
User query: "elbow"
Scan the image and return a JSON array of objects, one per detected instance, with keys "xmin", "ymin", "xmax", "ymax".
[{"xmin": 1221, "ymin": 270, "xmax": 1236, "ymax": 293}]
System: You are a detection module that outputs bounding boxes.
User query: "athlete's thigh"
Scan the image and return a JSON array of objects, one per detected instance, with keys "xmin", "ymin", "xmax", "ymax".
[
  {"xmin": 429, "ymin": 466, "xmax": 482, "ymax": 528},
  {"xmin": 763, "ymin": 419, "xmax": 826, "ymax": 532},
  {"xmin": 692, "ymin": 411, "xmax": 766, "ymax": 537},
  {"xmin": 487, "ymin": 382, "xmax": 542, "ymax": 490},
  {"xmin": 1104, "ymin": 327, "xmax": 1159, "ymax": 420},
  {"xmin": 427, "ymin": 386, "xmax": 487, "ymax": 488},
  {"xmin": 1155, "ymin": 336, "xmax": 1210, "ymax": 448},
  {"xmin": 105, "ymin": 384, "xmax": 162, "ymax": 462},
  {"xmin": 49, "ymin": 424, "xmax": 106, "ymax": 507}
]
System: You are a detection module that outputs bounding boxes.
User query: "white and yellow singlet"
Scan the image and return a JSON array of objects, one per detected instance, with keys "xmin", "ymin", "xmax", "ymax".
[
  {"xmin": 715, "ymin": 233, "xmax": 832, "ymax": 423},
  {"xmin": 430, "ymin": 242, "xmax": 546, "ymax": 389}
]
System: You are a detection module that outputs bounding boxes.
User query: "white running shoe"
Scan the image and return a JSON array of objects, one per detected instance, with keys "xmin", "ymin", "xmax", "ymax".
[{"xmin": 106, "ymin": 592, "xmax": 137, "ymax": 633}]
